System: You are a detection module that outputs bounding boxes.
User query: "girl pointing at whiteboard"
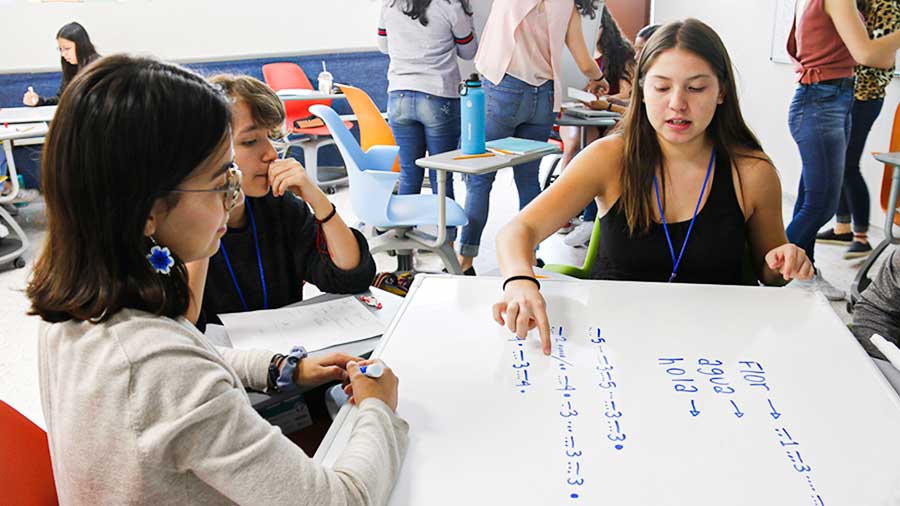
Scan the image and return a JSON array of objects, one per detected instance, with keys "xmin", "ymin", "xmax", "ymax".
[{"xmin": 493, "ymin": 19, "xmax": 813, "ymax": 354}]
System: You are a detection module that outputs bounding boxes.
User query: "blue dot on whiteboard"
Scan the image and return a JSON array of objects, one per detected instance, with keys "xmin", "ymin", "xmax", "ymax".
[
  {"xmin": 570, "ymin": 493, "xmax": 579, "ymax": 499},
  {"xmin": 518, "ymin": 343, "xmax": 523, "ymax": 347},
  {"xmin": 564, "ymin": 393, "xmax": 571, "ymax": 397},
  {"xmin": 615, "ymin": 444, "xmax": 623, "ymax": 450},
  {"xmin": 520, "ymin": 390, "xmax": 526, "ymax": 393}
]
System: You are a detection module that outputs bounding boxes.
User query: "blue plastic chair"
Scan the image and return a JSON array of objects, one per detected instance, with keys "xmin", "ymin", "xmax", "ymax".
[{"xmin": 310, "ymin": 105, "xmax": 467, "ymax": 273}]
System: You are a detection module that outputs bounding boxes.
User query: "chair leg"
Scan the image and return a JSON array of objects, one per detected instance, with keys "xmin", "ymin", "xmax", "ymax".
[
  {"xmin": 433, "ymin": 241, "xmax": 462, "ymax": 274},
  {"xmin": 542, "ymin": 155, "xmax": 562, "ymax": 191},
  {"xmin": 301, "ymin": 142, "xmax": 320, "ymax": 187},
  {"xmin": 850, "ymin": 239, "xmax": 894, "ymax": 305}
]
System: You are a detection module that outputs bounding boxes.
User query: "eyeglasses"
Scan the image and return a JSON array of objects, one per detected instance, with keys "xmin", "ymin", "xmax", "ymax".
[{"xmin": 170, "ymin": 163, "xmax": 244, "ymax": 212}]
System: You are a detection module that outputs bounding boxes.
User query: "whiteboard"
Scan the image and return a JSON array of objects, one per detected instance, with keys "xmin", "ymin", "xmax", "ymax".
[{"xmin": 318, "ymin": 276, "xmax": 900, "ymax": 505}]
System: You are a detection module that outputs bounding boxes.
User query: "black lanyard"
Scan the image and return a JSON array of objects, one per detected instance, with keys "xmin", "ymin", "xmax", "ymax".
[{"xmin": 652, "ymin": 148, "xmax": 715, "ymax": 283}]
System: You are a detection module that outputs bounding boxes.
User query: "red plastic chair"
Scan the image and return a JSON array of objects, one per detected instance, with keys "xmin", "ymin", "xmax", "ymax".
[
  {"xmin": 262, "ymin": 62, "xmax": 354, "ymax": 191},
  {"xmin": 0, "ymin": 400, "xmax": 58, "ymax": 505}
]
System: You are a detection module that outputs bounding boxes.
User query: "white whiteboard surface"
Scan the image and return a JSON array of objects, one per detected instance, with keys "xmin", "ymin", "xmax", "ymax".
[{"xmin": 318, "ymin": 276, "xmax": 900, "ymax": 506}]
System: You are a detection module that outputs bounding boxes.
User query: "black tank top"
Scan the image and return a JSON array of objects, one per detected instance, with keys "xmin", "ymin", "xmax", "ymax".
[{"xmin": 592, "ymin": 152, "xmax": 749, "ymax": 285}]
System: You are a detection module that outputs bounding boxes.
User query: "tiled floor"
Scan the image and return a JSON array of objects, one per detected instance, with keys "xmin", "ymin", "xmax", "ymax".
[{"xmin": 0, "ymin": 163, "xmax": 894, "ymax": 427}]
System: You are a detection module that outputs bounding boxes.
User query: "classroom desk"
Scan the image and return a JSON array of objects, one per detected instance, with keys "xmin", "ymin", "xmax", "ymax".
[
  {"xmin": 415, "ymin": 144, "xmax": 562, "ymax": 274},
  {"xmin": 0, "ymin": 122, "xmax": 49, "ymax": 199},
  {"xmin": 0, "ymin": 105, "xmax": 56, "ymax": 124},
  {"xmin": 276, "ymin": 89, "xmax": 347, "ymax": 102},
  {"xmin": 315, "ymin": 275, "xmax": 900, "ymax": 505},
  {"xmin": 851, "ymin": 151, "xmax": 900, "ymax": 304}
]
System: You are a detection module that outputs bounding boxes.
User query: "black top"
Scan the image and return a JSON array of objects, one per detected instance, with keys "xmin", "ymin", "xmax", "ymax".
[
  {"xmin": 592, "ymin": 152, "xmax": 750, "ymax": 285},
  {"xmin": 198, "ymin": 193, "xmax": 376, "ymax": 328}
]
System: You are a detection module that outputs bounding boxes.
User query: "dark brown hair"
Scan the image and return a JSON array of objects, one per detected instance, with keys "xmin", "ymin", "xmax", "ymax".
[
  {"xmin": 618, "ymin": 19, "xmax": 765, "ymax": 234},
  {"xmin": 56, "ymin": 22, "xmax": 99, "ymax": 92},
  {"xmin": 596, "ymin": 6, "xmax": 636, "ymax": 90},
  {"xmin": 28, "ymin": 55, "xmax": 231, "ymax": 323},
  {"xmin": 208, "ymin": 73, "xmax": 285, "ymax": 137}
]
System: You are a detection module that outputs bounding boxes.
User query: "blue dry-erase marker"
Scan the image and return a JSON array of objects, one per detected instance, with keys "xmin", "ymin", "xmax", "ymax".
[{"xmin": 359, "ymin": 362, "xmax": 384, "ymax": 379}]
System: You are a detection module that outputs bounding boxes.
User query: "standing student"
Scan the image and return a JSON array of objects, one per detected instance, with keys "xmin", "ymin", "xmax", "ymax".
[
  {"xmin": 186, "ymin": 74, "xmax": 376, "ymax": 327},
  {"xmin": 377, "ymin": 0, "xmax": 477, "ymax": 249},
  {"xmin": 785, "ymin": 0, "xmax": 900, "ymax": 300},
  {"xmin": 27, "ymin": 55, "xmax": 407, "ymax": 504},
  {"xmin": 457, "ymin": 0, "xmax": 610, "ymax": 275},
  {"xmin": 816, "ymin": 0, "xmax": 900, "ymax": 259},
  {"xmin": 491, "ymin": 20, "xmax": 813, "ymax": 354},
  {"xmin": 558, "ymin": 5, "xmax": 636, "ymax": 242},
  {"xmin": 22, "ymin": 22, "xmax": 99, "ymax": 107}
]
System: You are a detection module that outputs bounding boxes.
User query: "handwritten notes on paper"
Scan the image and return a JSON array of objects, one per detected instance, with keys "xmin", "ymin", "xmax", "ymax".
[{"xmin": 219, "ymin": 296, "xmax": 384, "ymax": 352}]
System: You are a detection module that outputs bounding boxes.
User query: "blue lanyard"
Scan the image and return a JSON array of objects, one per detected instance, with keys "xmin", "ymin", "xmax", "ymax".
[
  {"xmin": 653, "ymin": 147, "xmax": 715, "ymax": 283},
  {"xmin": 220, "ymin": 202, "xmax": 268, "ymax": 311}
]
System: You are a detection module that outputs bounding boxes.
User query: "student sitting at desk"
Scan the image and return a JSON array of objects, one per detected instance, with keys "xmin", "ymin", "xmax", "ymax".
[
  {"xmin": 493, "ymin": 19, "xmax": 814, "ymax": 354},
  {"xmin": 558, "ymin": 5, "xmax": 636, "ymax": 241},
  {"xmin": 22, "ymin": 22, "xmax": 99, "ymax": 107},
  {"xmin": 186, "ymin": 74, "xmax": 376, "ymax": 327},
  {"xmin": 27, "ymin": 55, "xmax": 407, "ymax": 505}
]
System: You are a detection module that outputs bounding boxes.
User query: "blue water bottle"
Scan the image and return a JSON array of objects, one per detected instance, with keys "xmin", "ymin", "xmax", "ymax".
[{"xmin": 459, "ymin": 73, "xmax": 485, "ymax": 155}]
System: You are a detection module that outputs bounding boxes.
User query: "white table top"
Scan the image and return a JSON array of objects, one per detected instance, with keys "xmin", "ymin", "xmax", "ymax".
[
  {"xmin": 276, "ymin": 89, "xmax": 347, "ymax": 101},
  {"xmin": 415, "ymin": 145, "xmax": 561, "ymax": 174},
  {"xmin": 0, "ymin": 105, "xmax": 56, "ymax": 124},
  {"xmin": 0, "ymin": 122, "xmax": 49, "ymax": 142}
]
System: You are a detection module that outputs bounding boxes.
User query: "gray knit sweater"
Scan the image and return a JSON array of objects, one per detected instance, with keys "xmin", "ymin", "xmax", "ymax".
[
  {"xmin": 853, "ymin": 247, "xmax": 900, "ymax": 359},
  {"xmin": 38, "ymin": 308, "xmax": 408, "ymax": 505}
]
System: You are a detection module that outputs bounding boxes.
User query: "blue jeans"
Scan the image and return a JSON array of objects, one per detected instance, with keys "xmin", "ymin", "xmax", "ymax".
[
  {"xmin": 786, "ymin": 81, "xmax": 854, "ymax": 264},
  {"xmin": 388, "ymin": 90, "xmax": 460, "ymax": 241},
  {"xmin": 459, "ymin": 75, "xmax": 555, "ymax": 257},
  {"xmin": 836, "ymin": 98, "xmax": 884, "ymax": 233}
]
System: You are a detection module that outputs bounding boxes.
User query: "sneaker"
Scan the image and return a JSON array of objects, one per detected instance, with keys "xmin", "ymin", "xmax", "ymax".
[
  {"xmin": 789, "ymin": 269, "xmax": 846, "ymax": 301},
  {"xmin": 843, "ymin": 241, "xmax": 872, "ymax": 260},
  {"xmin": 11, "ymin": 188, "xmax": 40, "ymax": 204},
  {"xmin": 815, "ymin": 228, "xmax": 853, "ymax": 245},
  {"xmin": 564, "ymin": 221, "xmax": 594, "ymax": 248},
  {"xmin": 557, "ymin": 217, "xmax": 579, "ymax": 235}
]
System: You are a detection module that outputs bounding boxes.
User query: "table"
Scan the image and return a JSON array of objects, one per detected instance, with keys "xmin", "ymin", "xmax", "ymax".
[
  {"xmin": 276, "ymin": 89, "xmax": 347, "ymax": 102},
  {"xmin": 316, "ymin": 275, "xmax": 900, "ymax": 505},
  {"xmin": 0, "ymin": 105, "xmax": 56, "ymax": 124},
  {"xmin": 415, "ymin": 145, "xmax": 562, "ymax": 273},
  {"xmin": 851, "ymin": 152, "xmax": 900, "ymax": 304}
]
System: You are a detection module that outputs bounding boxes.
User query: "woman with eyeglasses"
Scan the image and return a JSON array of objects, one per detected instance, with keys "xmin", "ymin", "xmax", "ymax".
[
  {"xmin": 28, "ymin": 55, "xmax": 407, "ymax": 505},
  {"xmin": 22, "ymin": 21, "xmax": 99, "ymax": 107},
  {"xmin": 184, "ymin": 74, "xmax": 376, "ymax": 328}
]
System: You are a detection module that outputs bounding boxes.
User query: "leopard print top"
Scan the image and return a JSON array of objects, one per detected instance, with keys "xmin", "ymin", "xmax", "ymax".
[{"xmin": 855, "ymin": 0, "xmax": 900, "ymax": 101}]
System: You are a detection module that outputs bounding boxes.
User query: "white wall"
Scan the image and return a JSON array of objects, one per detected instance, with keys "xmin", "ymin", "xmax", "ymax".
[
  {"xmin": 652, "ymin": 0, "xmax": 900, "ymax": 232},
  {"xmin": 0, "ymin": 0, "xmax": 383, "ymax": 73}
]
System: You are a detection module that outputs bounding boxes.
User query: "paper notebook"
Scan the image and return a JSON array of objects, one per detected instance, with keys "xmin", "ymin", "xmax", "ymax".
[{"xmin": 486, "ymin": 137, "xmax": 558, "ymax": 155}]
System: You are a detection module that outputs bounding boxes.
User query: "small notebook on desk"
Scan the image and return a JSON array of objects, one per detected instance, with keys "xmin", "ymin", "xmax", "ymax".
[{"xmin": 486, "ymin": 137, "xmax": 558, "ymax": 155}]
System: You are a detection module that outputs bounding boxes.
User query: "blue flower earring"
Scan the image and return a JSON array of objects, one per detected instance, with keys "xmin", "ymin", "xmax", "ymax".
[{"xmin": 147, "ymin": 236, "xmax": 174, "ymax": 275}]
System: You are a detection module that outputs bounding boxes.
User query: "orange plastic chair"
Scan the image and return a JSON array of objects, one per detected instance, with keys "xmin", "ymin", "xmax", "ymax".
[
  {"xmin": 0, "ymin": 400, "xmax": 58, "ymax": 505},
  {"xmin": 337, "ymin": 84, "xmax": 400, "ymax": 172},
  {"xmin": 261, "ymin": 62, "xmax": 354, "ymax": 190},
  {"xmin": 880, "ymin": 101, "xmax": 900, "ymax": 227}
]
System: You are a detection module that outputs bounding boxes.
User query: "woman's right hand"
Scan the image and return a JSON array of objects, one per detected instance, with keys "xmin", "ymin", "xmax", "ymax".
[
  {"xmin": 344, "ymin": 360, "xmax": 399, "ymax": 412},
  {"xmin": 22, "ymin": 89, "xmax": 39, "ymax": 107},
  {"xmin": 492, "ymin": 280, "xmax": 551, "ymax": 355}
]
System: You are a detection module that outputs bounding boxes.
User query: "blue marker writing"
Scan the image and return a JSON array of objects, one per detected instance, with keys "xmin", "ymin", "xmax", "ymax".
[{"xmin": 359, "ymin": 362, "xmax": 384, "ymax": 379}]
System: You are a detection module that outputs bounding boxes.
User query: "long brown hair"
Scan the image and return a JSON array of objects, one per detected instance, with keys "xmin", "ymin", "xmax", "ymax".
[
  {"xmin": 28, "ymin": 55, "xmax": 231, "ymax": 323},
  {"xmin": 619, "ymin": 18, "xmax": 765, "ymax": 234}
]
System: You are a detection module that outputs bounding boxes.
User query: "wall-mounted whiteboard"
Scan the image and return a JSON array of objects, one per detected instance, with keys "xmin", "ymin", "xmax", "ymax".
[{"xmin": 319, "ymin": 276, "xmax": 900, "ymax": 505}]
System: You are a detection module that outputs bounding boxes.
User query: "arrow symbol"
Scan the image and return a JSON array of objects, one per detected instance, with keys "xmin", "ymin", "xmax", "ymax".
[
  {"xmin": 730, "ymin": 400, "xmax": 744, "ymax": 418},
  {"xmin": 768, "ymin": 399, "xmax": 781, "ymax": 420},
  {"xmin": 689, "ymin": 400, "xmax": 700, "ymax": 417}
]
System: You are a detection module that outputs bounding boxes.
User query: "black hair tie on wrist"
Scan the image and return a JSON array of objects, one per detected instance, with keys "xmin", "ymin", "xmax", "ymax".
[
  {"xmin": 502, "ymin": 275, "xmax": 541, "ymax": 291},
  {"xmin": 315, "ymin": 203, "xmax": 337, "ymax": 224}
]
